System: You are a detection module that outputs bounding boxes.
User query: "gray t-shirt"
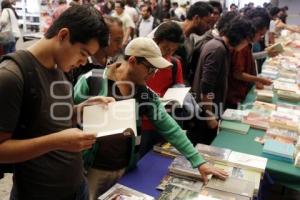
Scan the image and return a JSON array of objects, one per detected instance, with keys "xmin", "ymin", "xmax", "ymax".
[{"xmin": 0, "ymin": 53, "xmax": 84, "ymax": 200}]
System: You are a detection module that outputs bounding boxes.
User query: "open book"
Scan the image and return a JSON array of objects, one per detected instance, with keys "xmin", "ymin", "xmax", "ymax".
[
  {"xmin": 83, "ymin": 99, "xmax": 137, "ymax": 138},
  {"xmin": 266, "ymin": 42, "xmax": 284, "ymax": 53},
  {"xmin": 159, "ymin": 87, "xmax": 191, "ymax": 107}
]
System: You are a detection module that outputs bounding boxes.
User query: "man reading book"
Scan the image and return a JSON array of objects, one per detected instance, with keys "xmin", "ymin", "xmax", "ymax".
[{"xmin": 74, "ymin": 37, "xmax": 228, "ymax": 200}]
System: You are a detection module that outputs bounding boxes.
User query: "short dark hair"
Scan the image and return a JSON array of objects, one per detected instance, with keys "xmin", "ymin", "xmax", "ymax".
[
  {"xmin": 115, "ymin": 0, "xmax": 125, "ymax": 9},
  {"xmin": 245, "ymin": 7, "xmax": 270, "ymax": 30},
  {"xmin": 209, "ymin": 1, "xmax": 223, "ymax": 14},
  {"xmin": 140, "ymin": 4, "xmax": 152, "ymax": 14},
  {"xmin": 269, "ymin": 7, "xmax": 280, "ymax": 17},
  {"xmin": 222, "ymin": 16, "xmax": 255, "ymax": 47},
  {"xmin": 45, "ymin": 5, "xmax": 109, "ymax": 47},
  {"xmin": 230, "ymin": 3, "xmax": 237, "ymax": 8},
  {"xmin": 186, "ymin": 2, "xmax": 213, "ymax": 20},
  {"xmin": 154, "ymin": 21, "xmax": 184, "ymax": 43},
  {"xmin": 216, "ymin": 11, "xmax": 240, "ymax": 34}
]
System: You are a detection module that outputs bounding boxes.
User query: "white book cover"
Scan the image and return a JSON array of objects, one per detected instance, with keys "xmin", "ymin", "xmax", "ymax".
[
  {"xmin": 273, "ymin": 81, "xmax": 299, "ymax": 92},
  {"xmin": 221, "ymin": 109, "xmax": 250, "ymax": 122},
  {"xmin": 98, "ymin": 183, "xmax": 154, "ymax": 200},
  {"xmin": 227, "ymin": 151, "xmax": 267, "ymax": 173},
  {"xmin": 83, "ymin": 99, "xmax": 137, "ymax": 138},
  {"xmin": 160, "ymin": 87, "xmax": 191, "ymax": 107}
]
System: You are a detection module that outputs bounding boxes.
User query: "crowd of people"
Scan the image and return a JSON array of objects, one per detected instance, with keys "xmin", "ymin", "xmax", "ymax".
[{"xmin": 0, "ymin": 1, "xmax": 299, "ymax": 200}]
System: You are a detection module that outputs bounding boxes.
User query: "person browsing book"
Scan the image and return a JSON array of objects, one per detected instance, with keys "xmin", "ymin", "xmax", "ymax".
[{"xmin": 74, "ymin": 37, "xmax": 228, "ymax": 200}]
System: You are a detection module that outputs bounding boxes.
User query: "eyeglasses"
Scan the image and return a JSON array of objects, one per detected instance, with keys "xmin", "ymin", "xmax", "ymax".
[{"xmin": 141, "ymin": 61, "xmax": 158, "ymax": 74}]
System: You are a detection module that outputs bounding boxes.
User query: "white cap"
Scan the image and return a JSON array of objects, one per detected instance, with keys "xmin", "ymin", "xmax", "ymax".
[{"xmin": 124, "ymin": 37, "xmax": 173, "ymax": 69}]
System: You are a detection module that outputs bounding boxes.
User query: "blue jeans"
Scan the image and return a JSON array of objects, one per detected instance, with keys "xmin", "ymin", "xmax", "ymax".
[{"xmin": 10, "ymin": 178, "xmax": 89, "ymax": 200}]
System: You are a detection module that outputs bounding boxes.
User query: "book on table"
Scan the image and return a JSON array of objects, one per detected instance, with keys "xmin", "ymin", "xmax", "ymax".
[
  {"xmin": 159, "ymin": 87, "xmax": 191, "ymax": 107},
  {"xmin": 220, "ymin": 120, "xmax": 250, "ymax": 135},
  {"xmin": 213, "ymin": 163, "xmax": 261, "ymax": 196},
  {"xmin": 205, "ymin": 177, "xmax": 255, "ymax": 199},
  {"xmin": 168, "ymin": 156, "xmax": 212, "ymax": 181},
  {"xmin": 221, "ymin": 109, "xmax": 250, "ymax": 122},
  {"xmin": 195, "ymin": 143, "xmax": 232, "ymax": 163},
  {"xmin": 227, "ymin": 151, "xmax": 267, "ymax": 173},
  {"xmin": 98, "ymin": 183, "xmax": 154, "ymax": 200},
  {"xmin": 262, "ymin": 139, "xmax": 295, "ymax": 163},
  {"xmin": 266, "ymin": 127, "xmax": 298, "ymax": 143},
  {"xmin": 158, "ymin": 184, "xmax": 220, "ymax": 200},
  {"xmin": 200, "ymin": 187, "xmax": 251, "ymax": 200},
  {"xmin": 269, "ymin": 111, "xmax": 299, "ymax": 132},
  {"xmin": 156, "ymin": 174, "xmax": 203, "ymax": 191},
  {"xmin": 153, "ymin": 142, "xmax": 181, "ymax": 158},
  {"xmin": 242, "ymin": 112, "xmax": 270, "ymax": 130},
  {"xmin": 83, "ymin": 99, "xmax": 137, "ymax": 138},
  {"xmin": 256, "ymin": 89, "xmax": 274, "ymax": 103},
  {"xmin": 277, "ymin": 90, "xmax": 300, "ymax": 102}
]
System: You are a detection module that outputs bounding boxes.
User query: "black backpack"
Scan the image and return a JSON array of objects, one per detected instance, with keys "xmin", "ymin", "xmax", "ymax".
[{"xmin": 0, "ymin": 50, "xmax": 41, "ymax": 179}]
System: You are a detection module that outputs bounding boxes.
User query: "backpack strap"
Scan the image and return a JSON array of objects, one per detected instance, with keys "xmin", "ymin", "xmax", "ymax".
[
  {"xmin": 1, "ymin": 50, "xmax": 41, "ymax": 138},
  {"xmin": 0, "ymin": 50, "xmax": 41, "ymax": 178},
  {"xmin": 170, "ymin": 57, "xmax": 178, "ymax": 86}
]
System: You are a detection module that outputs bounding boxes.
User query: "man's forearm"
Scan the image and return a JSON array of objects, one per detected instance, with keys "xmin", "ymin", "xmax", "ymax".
[{"xmin": 0, "ymin": 133, "xmax": 59, "ymax": 163}]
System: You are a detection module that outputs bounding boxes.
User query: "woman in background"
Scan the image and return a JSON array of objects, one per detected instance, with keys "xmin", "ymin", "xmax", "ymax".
[{"xmin": 0, "ymin": 0, "xmax": 21, "ymax": 54}]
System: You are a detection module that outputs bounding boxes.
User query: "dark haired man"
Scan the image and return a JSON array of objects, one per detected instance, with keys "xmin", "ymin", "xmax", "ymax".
[
  {"xmin": 192, "ymin": 16, "xmax": 255, "ymax": 144},
  {"xmin": 136, "ymin": 4, "xmax": 159, "ymax": 37},
  {"xmin": 0, "ymin": 5, "xmax": 113, "ymax": 200},
  {"xmin": 112, "ymin": 0, "xmax": 135, "ymax": 47}
]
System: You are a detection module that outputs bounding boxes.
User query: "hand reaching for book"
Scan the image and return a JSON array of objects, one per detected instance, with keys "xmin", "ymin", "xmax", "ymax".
[{"xmin": 198, "ymin": 163, "xmax": 228, "ymax": 184}]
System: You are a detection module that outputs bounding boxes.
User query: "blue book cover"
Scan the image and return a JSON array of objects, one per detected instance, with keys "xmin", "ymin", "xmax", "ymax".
[{"xmin": 263, "ymin": 139, "xmax": 295, "ymax": 160}]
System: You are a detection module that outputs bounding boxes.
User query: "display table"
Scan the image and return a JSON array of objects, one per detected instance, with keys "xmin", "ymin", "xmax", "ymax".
[
  {"xmin": 118, "ymin": 151, "xmax": 173, "ymax": 199},
  {"xmin": 212, "ymin": 88, "xmax": 300, "ymax": 191}
]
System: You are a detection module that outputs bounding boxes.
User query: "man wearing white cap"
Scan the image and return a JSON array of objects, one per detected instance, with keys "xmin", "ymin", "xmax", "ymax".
[{"xmin": 74, "ymin": 37, "xmax": 228, "ymax": 200}]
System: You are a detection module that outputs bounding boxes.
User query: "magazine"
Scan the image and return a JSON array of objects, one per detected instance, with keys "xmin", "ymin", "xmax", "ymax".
[
  {"xmin": 195, "ymin": 143, "xmax": 232, "ymax": 163},
  {"xmin": 156, "ymin": 175, "xmax": 203, "ymax": 191}
]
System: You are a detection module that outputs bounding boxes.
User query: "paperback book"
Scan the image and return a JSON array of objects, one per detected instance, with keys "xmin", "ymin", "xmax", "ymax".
[
  {"xmin": 158, "ymin": 184, "xmax": 220, "ymax": 200},
  {"xmin": 168, "ymin": 156, "xmax": 211, "ymax": 180},
  {"xmin": 153, "ymin": 142, "xmax": 181, "ymax": 158},
  {"xmin": 200, "ymin": 188, "xmax": 251, "ymax": 200},
  {"xmin": 206, "ymin": 177, "xmax": 255, "ymax": 198},
  {"xmin": 266, "ymin": 127, "xmax": 298, "ymax": 143},
  {"xmin": 159, "ymin": 87, "xmax": 191, "ymax": 107},
  {"xmin": 83, "ymin": 99, "xmax": 137, "ymax": 138},
  {"xmin": 242, "ymin": 112, "xmax": 270, "ymax": 130},
  {"xmin": 98, "ymin": 183, "xmax": 154, "ymax": 200},
  {"xmin": 262, "ymin": 139, "xmax": 295, "ymax": 163},
  {"xmin": 156, "ymin": 175, "xmax": 203, "ymax": 191},
  {"xmin": 221, "ymin": 109, "xmax": 250, "ymax": 122},
  {"xmin": 220, "ymin": 120, "xmax": 250, "ymax": 135},
  {"xmin": 227, "ymin": 151, "xmax": 267, "ymax": 173},
  {"xmin": 195, "ymin": 143, "xmax": 232, "ymax": 163},
  {"xmin": 213, "ymin": 163, "xmax": 261, "ymax": 196}
]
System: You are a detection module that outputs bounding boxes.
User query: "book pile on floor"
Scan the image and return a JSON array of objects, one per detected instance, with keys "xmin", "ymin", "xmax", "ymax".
[{"xmin": 154, "ymin": 143, "xmax": 267, "ymax": 200}]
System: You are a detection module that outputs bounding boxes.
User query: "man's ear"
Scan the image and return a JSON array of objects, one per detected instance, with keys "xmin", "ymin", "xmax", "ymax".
[
  {"xmin": 127, "ymin": 56, "xmax": 137, "ymax": 65},
  {"xmin": 57, "ymin": 28, "xmax": 70, "ymax": 43}
]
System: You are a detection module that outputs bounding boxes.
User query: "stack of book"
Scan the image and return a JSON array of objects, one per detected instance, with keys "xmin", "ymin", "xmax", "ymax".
[
  {"xmin": 242, "ymin": 102, "xmax": 276, "ymax": 130},
  {"xmin": 277, "ymin": 90, "xmax": 300, "ymax": 102},
  {"xmin": 195, "ymin": 144, "xmax": 232, "ymax": 163},
  {"xmin": 262, "ymin": 139, "xmax": 295, "ymax": 163},
  {"xmin": 168, "ymin": 156, "xmax": 210, "ymax": 180},
  {"xmin": 273, "ymin": 81, "xmax": 299, "ymax": 93},
  {"xmin": 204, "ymin": 177, "xmax": 255, "ymax": 200},
  {"xmin": 158, "ymin": 184, "xmax": 221, "ymax": 200},
  {"xmin": 260, "ymin": 68, "xmax": 279, "ymax": 80},
  {"xmin": 213, "ymin": 163, "xmax": 261, "ymax": 196},
  {"xmin": 156, "ymin": 174, "xmax": 203, "ymax": 191},
  {"xmin": 265, "ymin": 127, "xmax": 298, "ymax": 144},
  {"xmin": 219, "ymin": 120, "xmax": 250, "ymax": 135},
  {"xmin": 256, "ymin": 89, "xmax": 274, "ymax": 103},
  {"xmin": 221, "ymin": 109, "xmax": 250, "ymax": 122},
  {"xmin": 269, "ymin": 111, "xmax": 299, "ymax": 132},
  {"xmin": 98, "ymin": 183, "xmax": 154, "ymax": 200}
]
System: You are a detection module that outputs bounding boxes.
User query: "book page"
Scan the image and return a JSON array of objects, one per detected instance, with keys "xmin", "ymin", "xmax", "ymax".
[
  {"xmin": 160, "ymin": 87, "xmax": 191, "ymax": 107},
  {"xmin": 83, "ymin": 99, "xmax": 137, "ymax": 137}
]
